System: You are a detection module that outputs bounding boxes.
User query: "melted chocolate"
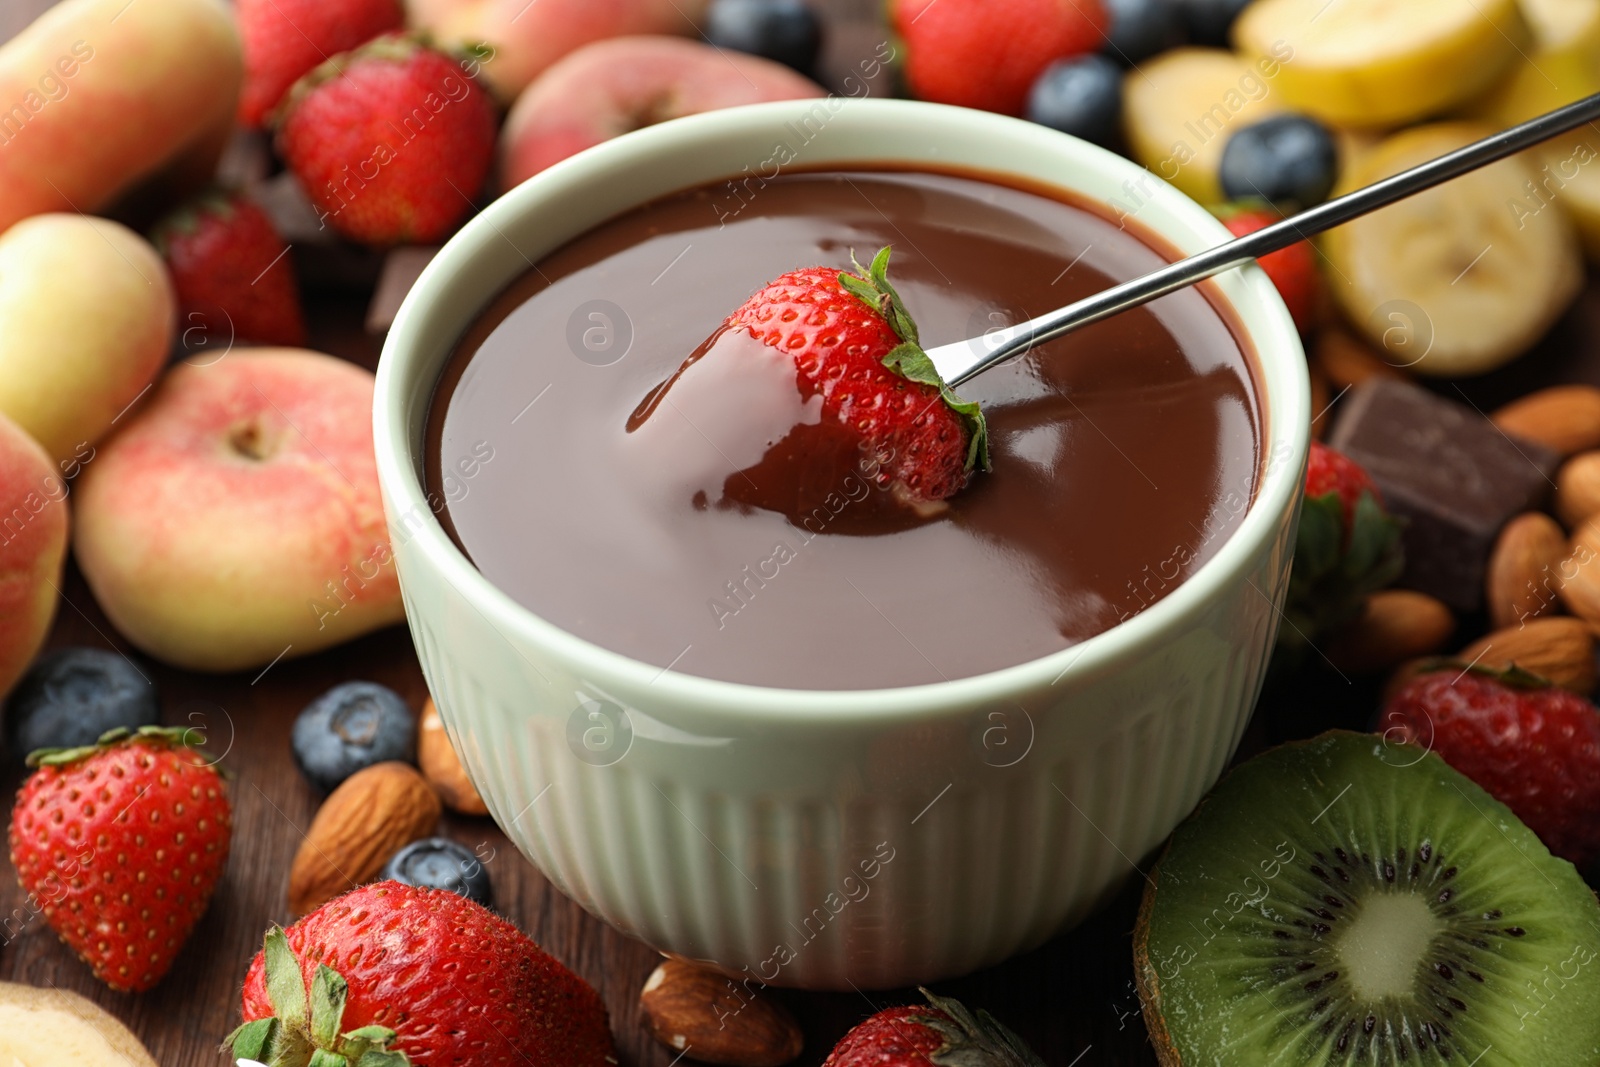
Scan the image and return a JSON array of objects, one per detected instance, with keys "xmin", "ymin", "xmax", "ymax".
[{"xmin": 427, "ymin": 169, "xmax": 1262, "ymax": 690}]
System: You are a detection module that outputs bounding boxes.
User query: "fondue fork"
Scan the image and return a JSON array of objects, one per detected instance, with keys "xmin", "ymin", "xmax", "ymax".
[{"xmin": 929, "ymin": 91, "xmax": 1600, "ymax": 387}]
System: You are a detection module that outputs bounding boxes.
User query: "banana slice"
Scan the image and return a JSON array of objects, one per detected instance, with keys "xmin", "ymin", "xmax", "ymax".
[
  {"xmin": 1468, "ymin": 0, "xmax": 1600, "ymax": 125},
  {"xmin": 1541, "ymin": 133, "xmax": 1600, "ymax": 257},
  {"xmin": 1462, "ymin": 0, "xmax": 1600, "ymax": 260},
  {"xmin": 1322, "ymin": 122, "xmax": 1583, "ymax": 376},
  {"xmin": 1234, "ymin": 0, "xmax": 1531, "ymax": 128},
  {"xmin": 1122, "ymin": 47, "xmax": 1284, "ymax": 205},
  {"xmin": 0, "ymin": 983, "xmax": 157, "ymax": 1067}
]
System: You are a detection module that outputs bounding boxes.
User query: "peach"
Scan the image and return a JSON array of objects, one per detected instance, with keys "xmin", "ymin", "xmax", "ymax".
[
  {"xmin": 500, "ymin": 36, "xmax": 827, "ymax": 187},
  {"xmin": 73, "ymin": 350, "xmax": 403, "ymax": 672},
  {"xmin": 0, "ymin": 0, "xmax": 242, "ymax": 234},
  {"xmin": 0, "ymin": 214, "xmax": 174, "ymax": 465},
  {"xmin": 411, "ymin": 0, "xmax": 708, "ymax": 100},
  {"xmin": 0, "ymin": 409, "xmax": 68, "ymax": 701}
]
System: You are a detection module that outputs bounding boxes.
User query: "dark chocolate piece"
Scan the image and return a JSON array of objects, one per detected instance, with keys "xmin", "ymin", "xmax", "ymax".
[
  {"xmin": 1328, "ymin": 379, "xmax": 1558, "ymax": 612},
  {"xmin": 255, "ymin": 173, "xmax": 386, "ymax": 291},
  {"xmin": 253, "ymin": 171, "xmax": 329, "ymax": 245},
  {"xmin": 366, "ymin": 246, "xmax": 438, "ymax": 333},
  {"xmin": 214, "ymin": 129, "xmax": 272, "ymax": 190}
]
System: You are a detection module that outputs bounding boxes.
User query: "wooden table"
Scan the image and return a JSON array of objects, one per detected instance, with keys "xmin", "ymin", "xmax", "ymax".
[{"xmin": 6, "ymin": 2, "xmax": 1600, "ymax": 1064}]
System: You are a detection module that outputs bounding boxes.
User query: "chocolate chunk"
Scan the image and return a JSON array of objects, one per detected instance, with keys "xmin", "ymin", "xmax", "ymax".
[
  {"xmin": 213, "ymin": 129, "xmax": 272, "ymax": 189},
  {"xmin": 253, "ymin": 173, "xmax": 386, "ymax": 291},
  {"xmin": 366, "ymin": 246, "xmax": 439, "ymax": 333},
  {"xmin": 1328, "ymin": 379, "xmax": 1558, "ymax": 612},
  {"xmin": 253, "ymin": 171, "xmax": 330, "ymax": 245}
]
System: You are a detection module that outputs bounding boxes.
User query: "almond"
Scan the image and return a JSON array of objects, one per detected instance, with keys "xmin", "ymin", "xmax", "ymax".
[
  {"xmin": 1485, "ymin": 512, "xmax": 1567, "ymax": 630},
  {"xmin": 419, "ymin": 697, "xmax": 489, "ymax": 816},
  {"xmin": 1458, "ymin": 616, "xmax": 1596, "ymax": 695},
  {"xmin": 1312, "ymin": 328, "xmax": 1405, "ymax": 389},
  {"xmin": 1326, "ymin": 590, "xmax": 1454, "ymax": 673},
  {"xmin": 1559, "ymin": 518, "xmax": 1600, "ymax": 626},
  {"xmin": 1491, "ymin": 384, "xmax": 1600, "ymax": 457},
  {"xmin": 1557, "ymin": 452, "xmax": 1600, "ymax": 530},
  {"xmin": 288, "ymin": 761, "xmax": 441, "ymax": 916},
  {"xmin": 640, "ymin": 959, "xmax": 803, "ymax": 1067}
]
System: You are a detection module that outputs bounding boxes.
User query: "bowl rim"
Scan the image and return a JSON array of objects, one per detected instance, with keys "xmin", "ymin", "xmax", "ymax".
[{"xmin": 375, "ymin": 97, "xmax": 1309, "ymax": 723}]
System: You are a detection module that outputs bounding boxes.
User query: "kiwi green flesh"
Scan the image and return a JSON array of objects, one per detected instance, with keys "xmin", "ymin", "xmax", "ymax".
[{"xmin": 1135, "ymin": 731, "xmax": 1600, "ymax": 1067}]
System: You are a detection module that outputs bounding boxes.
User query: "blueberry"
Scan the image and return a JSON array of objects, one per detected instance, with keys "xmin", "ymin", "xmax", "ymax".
[
  {"xmin": 3, "ymin": 648, "xmax": 158, "ymax": 764},
  {"xmin": 703, "ymin": 0, "xmax": 823, "ymax": 75},
  {"xmin": 1027, "ymin": 55, "xmax": 1124, "ymax": 149},
  {"xmin": 1175, "ymin": 0, "xmax": 1251, "ymax": 46},
  {"xmin": 1102, "ymin": 0, "xmax": 1185, "ymax": 64},
  {"xmin": 291, "ymin": 682, "xmax": 415, "ymax": 793},
  {"xmin": 1220, "ymin": 114, "xmax": 1340, "ymax": 209},
  {"xmin": 380, "ymin": 838, "xmax": 492, "ymax": 906}
]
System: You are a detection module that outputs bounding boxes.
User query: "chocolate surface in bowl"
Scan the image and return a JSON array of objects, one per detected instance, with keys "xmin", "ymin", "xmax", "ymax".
[{"xmin": 427, "ymin": 168, "xmax": 1262, "ymax": 690}]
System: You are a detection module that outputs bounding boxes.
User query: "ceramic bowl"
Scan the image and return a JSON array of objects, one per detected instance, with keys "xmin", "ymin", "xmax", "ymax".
[{"xmin": 373, "ymin": 97, "xmax": 1309, "ymax": 989}]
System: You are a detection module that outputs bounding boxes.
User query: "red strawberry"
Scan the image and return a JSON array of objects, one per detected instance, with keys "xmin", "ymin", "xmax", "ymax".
[
  {"xmin": 231, "ymin": 881, "xmax": 615, "ymax": 1066},
  {"xmin": 1304, "ymin": 438, "xmax": 1381, "ymax": 527},
  {"xmin": 7, "ymin": 726, "xmax": 232, "ymax": 992},
  {"xmin": 891, "ymin": 0, "xmax": 1107, "ymax": 116},
  {"xmin": 236, "ymin": 0, "xmax": 404, "ymax": 126},
  {"xmin": 1381, "ymin": 665, "xmax": 1600, "ymax": 867},
  {"xmin": 1220, "ymin": 206, "xmax": 1320, "ymax": 334},
  {"xmin": 276, "ymin": 35, "xmax": 499, "ymax": 246},
  {"xmin": 1279, "ymin": 442, "xmax": 1404, "ymax": 666},
  {"xmin": 152, "ymin": 189, "xmax": 307, "ymax": 348},
  {"xmin": 714, "ymin": 246, "xmax": 987, "ymax": 512},
  {"xmin": 823, "ymin": 988, "xmax": 1045, "ymax": 1066}
]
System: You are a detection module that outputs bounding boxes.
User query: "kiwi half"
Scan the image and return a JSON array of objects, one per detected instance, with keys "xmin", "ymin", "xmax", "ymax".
[{"xmin": 1135, "ymin": 730, "xmax": 1600, "ymax": 1065}]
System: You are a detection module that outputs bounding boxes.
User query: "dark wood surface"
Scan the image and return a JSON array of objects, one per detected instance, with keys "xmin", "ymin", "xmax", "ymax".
[{"xmin": 5, "ymin": 2, "xmax": 1600, "ymax": 1065}]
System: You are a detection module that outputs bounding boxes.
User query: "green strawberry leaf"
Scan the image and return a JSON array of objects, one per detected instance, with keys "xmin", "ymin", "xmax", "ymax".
[
  {"xmin": 460, "ymin": 41, "xmax": 495, "ymax": 66},
  {"xmin": 308, "ymin": 1051, "xmax": 348, "ymax": 1067},
  {"xmin": 837, "ymin": 247, "xmax": 991, "ymax": 472},
  {"xmin": 337, "ymin": 1040, "xmax": 376, "ymax": 1063},
  {"xmin": 227, "ymin": 1018, "xmax": 278, "ymax": 1061},
  {"xmin": 149, "ymin": 187, "xmax": 240, "ymax": 252},
  {"xmin": 310, "ymin": 965, "xmax": 350, "ymax": 1048},
  {"xmin": 1292, "ymin": 493, "xmax": 1344, "ymax": 582},
  {"xmin": 337, "ymin": 1026, "xmax": 399, "ymax": 1065},
  {"xmin": 840, "ymin": 247, "xmax": 910, "ymax": 340},
  {"xmin": 1403, "ymin": 657, "xmax": 1557, "ymax": 691},
  {"xmin": 881, "ymin": 342, "xmax": 991, "ymax": 471},
  {"xmin": 916, "ymin": 987, "xmax": 1047, "ymax": 1067},
  {"xmin": 27, "ymin": 723, "xmax": 218, "ymax": 769},
  {"xmin": 355, "ymin": 1051, "xmax": 410, "ymax": 1067},
  {"xmin": 355, "ymin": 1052, "xmax": 410, "ymax": 1067},
  {"xmin": 264, "ymin": 928, "xmax": 310, "ymax": 1032},
  {"xmin": 1276, "ymin": 483, "xmax": 1407, "ymax": 670},
  {"xmin": 27, "ymin": 742, "xmax": 104, "ymax": 768},
  {"xmin": 1342, "ymin": 490, "xmax": 1405, "ymax": 584},
  {"xmin": 343, "ymin": 1027, "xmax": 398, "ymax": 1044}
]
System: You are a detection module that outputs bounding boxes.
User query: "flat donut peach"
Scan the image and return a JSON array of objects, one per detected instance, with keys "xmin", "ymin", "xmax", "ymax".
[
  {"xmin": 500, "ymin": 35, "xmax": 827, "ymax": 188},
  {"xmin": 73, "ymin": 350, "xmax": 403, "ymax": 672},
  {"xmin": 413, "ymin": 0, "xmax": 708, "ymax": 99}
]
